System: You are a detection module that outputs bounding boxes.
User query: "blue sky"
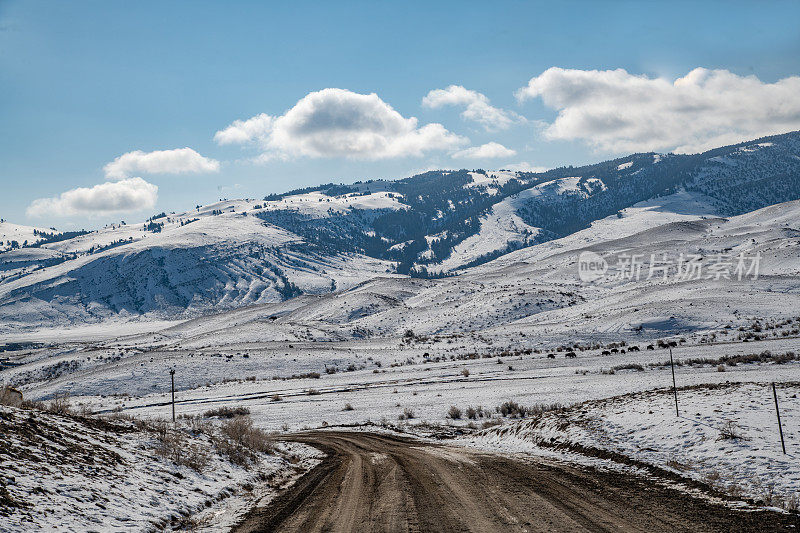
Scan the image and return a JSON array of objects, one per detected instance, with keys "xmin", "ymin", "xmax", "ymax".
[{"xmin": 2, "ymin": 0, "xmax": 800, "ymax": 229}]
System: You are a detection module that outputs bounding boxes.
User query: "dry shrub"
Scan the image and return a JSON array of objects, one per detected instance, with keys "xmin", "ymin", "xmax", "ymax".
[
  {"xmin": 215, "ymin": 416, "xmax": 274, "ymax": 466},
  {"xmin": 496, "ymin": 401, "xmax": 564, "ymax": 419},
  {"xmin": 466, "ymin": 406, "xmax": 486, "ymax": 419},
  {"xmin": 447, "ymin": 406, "xmax": 462, "ymax": 419},
  {"xmin": 785, "ymin": 493, "xmax": 799, "ymax": 512},
  {"xmin": 398, "ymin": 407, "xmax": 415, "ymax": 420},
  {"xmin": 758, "ymin": 482, "xmax": 781, "ymax": 507},
  {"xmin": 203, "ymin": 406, "xmax": 250, "ymax": 419},
  {"xmin": 151, "ymin": 421, "xmax": 210, "ymax": 472},
  {"xmin": 481, "ymin": 419, "xmax": 502, "ymax": 429},
  {"xmin": 717, "ymin": 420, "xmax": 749, "ymax": 441},
  {"xmin": 497, "ymin": 400, "xmax": 527, "ymax": 418},
  {"xmin": 45, "ymin": 394, "xmax": 73, "ymax": 415},
  {"xmin": 611, "ymin": 363, "xmax": 644, "ymax": 372},
  {"xmin": 726, "ymin": 481, "xmax": 744, "ymax": 499}
]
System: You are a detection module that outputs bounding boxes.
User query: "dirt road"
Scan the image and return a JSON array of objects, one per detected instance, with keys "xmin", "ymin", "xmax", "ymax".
[{"xmin": 234, "ymin": 431, "xmax": 798, "ymax": 533}]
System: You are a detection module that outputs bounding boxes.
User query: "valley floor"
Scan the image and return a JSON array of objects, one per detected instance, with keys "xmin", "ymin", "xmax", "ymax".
[{"xmin": 2, "ymin": 330, "xmax": 800, "ymax": 529}]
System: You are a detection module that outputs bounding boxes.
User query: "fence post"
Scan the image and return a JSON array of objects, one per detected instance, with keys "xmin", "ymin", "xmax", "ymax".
[
  {"xmin": 772, "ymin": 382, "xmax": 786, "ymax": 454},
  {"xmin": 170, "ymin": 368, "xmax": 176, "ymax": 423},
  {"xmin": 669, "ymin": 348, "xmax": 679, "ymax": 417}
]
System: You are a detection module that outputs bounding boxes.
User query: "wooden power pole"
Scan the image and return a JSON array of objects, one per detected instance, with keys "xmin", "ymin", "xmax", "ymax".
[
  {"xmin": 170, "ymin": 368, "xmax": 176, "ymax": 423},
  {"xmin": 773, "ymin": 383, "xmax": 786, "ymax": 454},
  {"xmin": 669, "ymin": 348, "xmax": 679, "ymax": 417}
]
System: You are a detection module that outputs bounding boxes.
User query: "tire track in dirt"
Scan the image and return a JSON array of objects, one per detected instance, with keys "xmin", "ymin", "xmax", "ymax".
[{"xmin": 233, "ymin": 431, "xmax": 799, "ymax": 532}]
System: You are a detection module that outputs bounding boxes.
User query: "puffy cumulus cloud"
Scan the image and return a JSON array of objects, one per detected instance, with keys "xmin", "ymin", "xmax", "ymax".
[
  {"xmin": 215, "ymin": 88, "xmax": 465, "ymax": 160},
  {"xmin": 26, "ymin": 178, "xmax": 158, "ymax": 218},
  {"xmin": 213, "ymin": 113, "xmax": 273, "ymax": 145},
  {"xmin": 516, "ymin": 67, "xmax": 800, "ymax": 154},
  {"xmin": 452, "ymin": 142, "xmax": 516, "ymax": 159},
  {"xmin": 104, "ymin": 148, "xmax": 220, "ymax": 180},
  {"xmin": 423, "ymin": 85, "xmax": 522, "ymax": 131}
]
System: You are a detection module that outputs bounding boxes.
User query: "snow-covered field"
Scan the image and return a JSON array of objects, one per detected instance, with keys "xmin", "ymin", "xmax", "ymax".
[
  {"xmin": 7, "ymin": 331, "xmax": 797, "ymax": 514},
  {"xmin": 50, "ymin": 335, "xmax": 797, "ymax": 430},
  {"xmin": 3, "ymin": 325, "xmax": 799, "ymax": 526}
]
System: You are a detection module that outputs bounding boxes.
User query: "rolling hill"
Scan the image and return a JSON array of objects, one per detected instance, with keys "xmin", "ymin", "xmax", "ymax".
[{"xmin": 1, "ymin": 131, "xmax": 799, "ymax": 334}]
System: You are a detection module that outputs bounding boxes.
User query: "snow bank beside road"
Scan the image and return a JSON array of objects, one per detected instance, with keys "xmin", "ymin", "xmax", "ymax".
[
  {"xmin": 0, "ymin": 405, "xmax": 318, "ymax": 531},
  {"xmin": 463, "ymin": 381, "xmax": 799, "ymax": 509}
]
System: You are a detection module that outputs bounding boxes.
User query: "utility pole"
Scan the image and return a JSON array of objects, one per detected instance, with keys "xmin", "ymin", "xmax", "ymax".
[
  {"xmin": 773, "ymin": 383, "xmax": 786, "ymax": 454},
  {"xmin": 669, "ymin": 348, "xmax": 679, "ymax": 417},
  {"xmin": 170, "ymin": 368, "xmax": 176, "ymax": 423}
]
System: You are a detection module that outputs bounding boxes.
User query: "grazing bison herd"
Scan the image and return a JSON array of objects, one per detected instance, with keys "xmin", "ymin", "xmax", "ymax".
[{"xmin": 545, "ymin": 340, "xmax": 680, "ymax": 360}]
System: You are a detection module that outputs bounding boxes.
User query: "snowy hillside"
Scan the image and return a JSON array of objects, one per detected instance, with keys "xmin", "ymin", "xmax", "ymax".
[
  {"xmin": 0, "ymin": 204, "xmax": 395, "ymax": 333},
  {"xmin": 0, "ymin": 221, "xmax": 52, "ymax": 251},
  {"xmin": 1, "ymin": 131, "xmax": 799, "ymax": 333},
  {"xmin": 192, "ymin": 197, "xmax": 800, "ymax": 343}
]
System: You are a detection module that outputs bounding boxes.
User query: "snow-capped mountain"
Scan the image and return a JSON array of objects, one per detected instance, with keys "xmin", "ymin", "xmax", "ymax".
[
  {"xmin": 253, "ymin": 130, "xmax": 800, "ymax": 273},
  {"xmin": 1, "ymin": 131, "xmax": 799, "ymax": 333}
]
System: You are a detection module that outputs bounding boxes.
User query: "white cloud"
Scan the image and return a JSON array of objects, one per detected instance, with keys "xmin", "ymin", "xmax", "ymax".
[
  {"xmin": 104, "ymin": 148, "xmax": 220, "ymax": 180},
  {"xmin": 452, "ymin": 142, "xmax": 516, "ymax": 159},
  {"xmin": 215, "ymin": 88, "xmax": 465, "ymax": 160},
  {"xmin": 214, "ymin": 113, "xmax": 273, "ymax": 145},
  {"xmin": 500, "ymin": 162, "xmax": 550, "ymax": 173},
  {"xmin": 27, "ymin": 178, "xmax": 158, "ymax": 217},
  {"xmin": 423, "ymin": 85, "xmax": 522, "ymax": 131},
  {"xmin": 217, "ymin": 183, "xmax": 243, "ymax": 194},
  {"xmin": 516, "ymin": 67, "xmax": 800, "ymax": 154}
]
